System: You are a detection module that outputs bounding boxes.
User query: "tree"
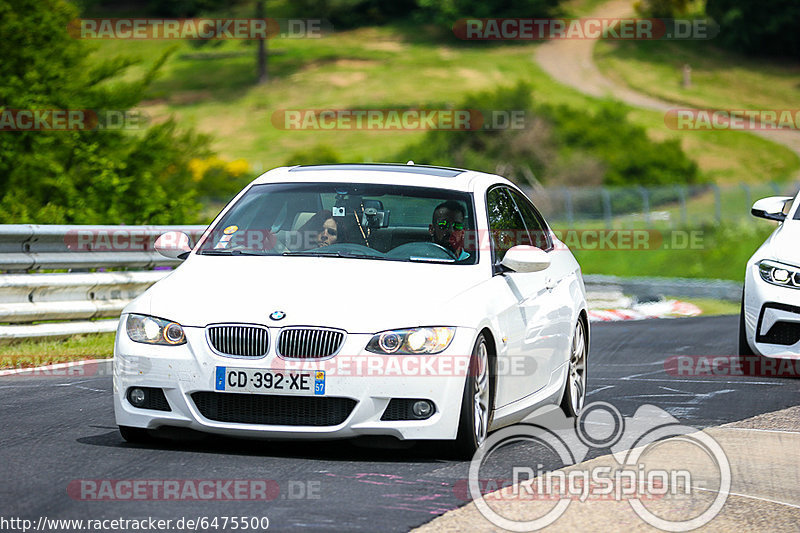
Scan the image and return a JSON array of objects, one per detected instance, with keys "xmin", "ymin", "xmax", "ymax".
[
  {"xmin": 706, "ymin": 0, "xmax": 800, "ymax": 57},
  {"xmin": 0, "ymin": 0, "xmax": 214, "ymax": 224}
]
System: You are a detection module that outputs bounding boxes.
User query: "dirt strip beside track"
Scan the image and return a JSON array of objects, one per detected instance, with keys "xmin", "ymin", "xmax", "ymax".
[{"xmin": 414, "ymin": 406, "xmax": 800, "ymax": 532}]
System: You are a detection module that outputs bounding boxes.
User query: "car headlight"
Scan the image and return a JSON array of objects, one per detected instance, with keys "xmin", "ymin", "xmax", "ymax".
[
  {"xmin": 126, "ymin": 314, "xmax": 186, "ymax": 345},
  {"xmin": 758, "ymin": 260, "xmax": 800, "ymax": 289},
  {"xmin": 366, "ymin": 327, "xmax": 455, "ymax": 354}
]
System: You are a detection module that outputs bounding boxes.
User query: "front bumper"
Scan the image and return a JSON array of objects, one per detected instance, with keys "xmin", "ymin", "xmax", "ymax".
[
  {"xmin": 113, "ymin": 319, "xmax": 475, "ymax": 440},
  {"xmin": 743, "ymin": 263, "xmax": 800, "ymax": 359}
]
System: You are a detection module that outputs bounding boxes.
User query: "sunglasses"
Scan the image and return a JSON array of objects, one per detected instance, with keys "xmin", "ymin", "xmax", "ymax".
[
  {"xmin": 321, "ymin": 228, "xmax": 337, "ymax": 236},
  {"xmin": 436, "ymin": 221, "xmax": 465, "ymax": 231}
]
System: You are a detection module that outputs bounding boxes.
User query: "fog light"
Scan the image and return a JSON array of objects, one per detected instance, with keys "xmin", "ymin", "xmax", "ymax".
[
  {"xmin": 412, "ymin": 400, "xmax": 433, "ymax": 419},
  {"xmin": 128, "ymin": 388, "xmax": 146, "ymax": 407}
]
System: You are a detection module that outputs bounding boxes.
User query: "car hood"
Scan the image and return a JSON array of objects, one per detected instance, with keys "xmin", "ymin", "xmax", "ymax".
[
  {"xmin": 132, "ymin": 256, "xmax": 485, "ymax": 332},
  {"xmin": 763, "ymin": 221, "xmax": 800, "ymax": 267}
]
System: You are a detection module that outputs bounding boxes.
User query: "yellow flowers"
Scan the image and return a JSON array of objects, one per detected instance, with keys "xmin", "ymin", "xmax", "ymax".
[{"xmin": 189, "ymin": 157, "xmax": 249, "ymax": 183}]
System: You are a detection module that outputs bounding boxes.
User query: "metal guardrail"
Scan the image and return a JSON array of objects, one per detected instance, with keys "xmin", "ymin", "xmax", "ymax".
[
  {"xmin": 0, "ymin": 225, "xmax": 744, "ymax": 343},
  {"xmin": 0, "ymin": 225, "xmax": 206, "ymax": 271},
  {"xmin": 584, "ymin": 274, "xmax": 742, "ymax": 302},
  {"xmin": 0, "ymin": 225, "xmax": 206, "ymax": 342}
]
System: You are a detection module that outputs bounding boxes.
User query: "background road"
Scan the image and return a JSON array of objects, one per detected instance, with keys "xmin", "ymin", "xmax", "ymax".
[{"xmin": 2, "ymin": 316, "xmax": 798, "ymax": 531}]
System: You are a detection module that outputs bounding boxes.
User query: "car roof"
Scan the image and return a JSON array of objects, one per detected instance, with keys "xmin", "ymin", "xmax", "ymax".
[
  {"xmin": 251, "ymin": 163, "xmax": 513, "ymax": 192},
  {"xmin": 290, "ymin": 163, "xmax": 466, "ymax": 177}
]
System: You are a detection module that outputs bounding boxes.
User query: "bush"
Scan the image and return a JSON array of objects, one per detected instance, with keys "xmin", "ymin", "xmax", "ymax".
[
  {"xmin": 416, "ymin": 0, "xmax": 561, "ymax": 29},
  {"xmin": 634, "ymin": 0, "xmax": 691, "ymax": 17},
  {"xmin": 706, "ymin": 0, "xmax": 800, "ymax": 58},
  {"xmin": 540, "ymin": 102, "xmax": 700, "ymax": 186},
  {"xmin": 189, "ymin": 156, "xmax": 251, "ymax": 200},
  {"xmin": 395, "ymin": 83, "xmax": 700, "ymax": 188},
  {"xmin": 0, "ymin": 0, "xmax": 218, "ymax": 224},
  {"xmin": 283, "ymin": 145, "xmax": 343, "ymax": 166}
]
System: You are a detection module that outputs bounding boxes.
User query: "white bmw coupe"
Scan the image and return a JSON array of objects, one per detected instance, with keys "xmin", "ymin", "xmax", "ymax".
[
  {"xmin": 114, "ymin": 164, "xmax": 589, "ymax": 456},
  {"xmin": 740, "ymin": 190, "xmax": 800, "ymax": 365}
]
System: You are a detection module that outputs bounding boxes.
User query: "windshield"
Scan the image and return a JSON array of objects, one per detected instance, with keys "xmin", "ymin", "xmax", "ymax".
[{"xmin": 197, "ymin": 182, "xmax": 478, "ymax": 264}]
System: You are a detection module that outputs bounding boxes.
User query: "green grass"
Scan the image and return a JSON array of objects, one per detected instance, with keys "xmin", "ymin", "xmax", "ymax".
[
  {"xmin": 85, "ymin": 24, "xmax": 800, "ymax": 185},
  {"xmin": 0, "ymin": 333, "xmax": 115, "ymax": 369},
  {"xmin": 572, "ymin": 222, "xmax": 773, "ymax": 281},
  {"xmin": 679, "ymin": 298, "xmax": 739, "ymax": 316},
  {"xmin": 595, "ymin": 39, "xmax": 800, "ymax": 112}
]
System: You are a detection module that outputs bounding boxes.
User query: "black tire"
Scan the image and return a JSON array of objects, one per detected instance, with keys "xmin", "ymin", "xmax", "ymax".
[
  {"xmin": 738, "ymin": 295, "xmax": 758, "ymax": 376},
  {"xmin": 119, "ymin": 425, "xmax": 152, "ymax": 443},
  {"xmin": 452, "ymin": 333, "xmax": 491, "ymax": 459},
  {"xmin": 560, "ymin": 320, "xmax": 588, "ymax": 418}
]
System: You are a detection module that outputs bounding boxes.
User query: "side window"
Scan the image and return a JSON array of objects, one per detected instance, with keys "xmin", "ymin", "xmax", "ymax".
[
  {"xmin": 487, "ymin": 187, "xmax": 526, "ymax": 262},
  {"xmin": 509, "ymin": 189, "xmax": 552, "ymax": 251}
]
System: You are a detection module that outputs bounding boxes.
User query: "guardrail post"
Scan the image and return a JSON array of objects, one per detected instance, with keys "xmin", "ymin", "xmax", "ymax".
[
  {"xmin": 638, "ymin": 186, "xmax": 651, "ymax": 227},
  {"xmin": 562, "ymin": 187, "xmax": 574, "ymax": 227},
  {"xmin": 677, "ymin": 185, "xmax": 688, "ymax": 227},
  {"xmin": 601, "ymin": 188, "xmax": 612, "ymax": 229},
  {"xmin": 741, "ymin": 183, "xmax": 751, "ymax": 221},
  {"xmin": 712, "ymin": 184, "xmax": 722, "ymax": 224}
]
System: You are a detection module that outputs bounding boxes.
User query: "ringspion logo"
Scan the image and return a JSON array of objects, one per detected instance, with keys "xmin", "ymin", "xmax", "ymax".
[{"xmin": 469, "ymin": 402, "xmax": 730, "ymax": 531}]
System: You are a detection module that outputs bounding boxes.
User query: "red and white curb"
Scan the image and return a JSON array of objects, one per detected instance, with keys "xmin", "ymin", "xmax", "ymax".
[{"xmin": 588, "ymin": 300, "xmax": 702, "ymax": 322}]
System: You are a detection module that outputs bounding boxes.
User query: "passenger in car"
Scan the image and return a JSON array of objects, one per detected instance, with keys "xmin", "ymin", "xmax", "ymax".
[
  {"xmin": 430, "ymin": 201, "xmax": 470, "ymax": 260},
  {"xmin": 297, "ymin": 210, "xmax": 348, "ymax": 248}
]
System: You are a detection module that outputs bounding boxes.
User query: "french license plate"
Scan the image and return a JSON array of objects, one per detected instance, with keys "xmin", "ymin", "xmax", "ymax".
[{"xmin": 215, "ymin": 367, "xmax": 325, "ymax": 396}]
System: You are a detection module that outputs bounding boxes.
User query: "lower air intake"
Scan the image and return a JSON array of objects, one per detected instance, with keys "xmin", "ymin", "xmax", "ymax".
[{"xmin": 191, "ymin": 392, "xmax": 356, "ymax": 426}]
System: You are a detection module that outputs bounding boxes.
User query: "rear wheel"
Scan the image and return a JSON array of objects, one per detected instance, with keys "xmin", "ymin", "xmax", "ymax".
[
  {"xmin": 560, "ymin": 320, "xmax": 587, "ymax": 417},
  {"xmin": 453, "ymin": 333, "xmax": 491, "ymax": 459}
]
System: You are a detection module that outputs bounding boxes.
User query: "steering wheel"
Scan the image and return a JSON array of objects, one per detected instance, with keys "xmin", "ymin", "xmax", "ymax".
[
  {"xmin": 386, "ymin": 242, "xmax": 458, "ymax": 260},
  {"xmin": 429, "ymin": 242, "xmax": 458, "ymax": 259}
]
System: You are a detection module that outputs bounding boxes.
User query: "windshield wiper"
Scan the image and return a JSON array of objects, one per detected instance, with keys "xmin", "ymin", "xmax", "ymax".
[
  {"xmin": 282, "ymin": 250, "xmax": 388, "ymax": 260},
  {"xmin": 408, "ymin": 256, "xmax": 456, "ymax": 263},
  {"xmin": 200, "ymin": 249, "xmax": 266, "ymax": 256}
]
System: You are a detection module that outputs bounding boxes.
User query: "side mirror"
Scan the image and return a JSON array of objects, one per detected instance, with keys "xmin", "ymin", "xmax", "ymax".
[
  {"xmin": 155, "ymin": 231, "xmax": 193, "ymax": 260},
  {"xmin": 501, "ymin": 245, "xmax": 551, "ymax": 273},
  {"xmin": 752, "ymin": 196, "xmax": 793, "ymax": 222}
]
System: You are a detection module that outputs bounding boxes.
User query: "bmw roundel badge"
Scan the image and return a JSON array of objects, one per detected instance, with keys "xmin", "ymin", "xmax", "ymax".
[{"xmin": 270, "ymin": 310, "xmax": 286, "ymax": 321}]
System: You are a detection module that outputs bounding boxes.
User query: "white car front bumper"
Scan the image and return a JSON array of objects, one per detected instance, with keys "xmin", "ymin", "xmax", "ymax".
[
  {"xmin": 743, "ymin": 262, "xmax": 800, "ymax": 359},
  {"xmin": 113, "ymin": 319, "xmax": 475, "ymax": 440}
]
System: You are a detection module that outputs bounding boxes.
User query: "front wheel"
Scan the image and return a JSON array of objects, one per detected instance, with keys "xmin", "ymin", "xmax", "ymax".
[
  {"xmin": 560, "ymin": 320, "xmax": 587, "ymax": 417},
  {"xmin": 453, "ymin": 333, "xmax": 491, "ymax": 459},
  {"xmin": 738, "ymin": 294, "xmax": 759, "ymax": 375},
  {"xmin": 119, "ymin": 425, "xmax": 153, "ymax": 444}
]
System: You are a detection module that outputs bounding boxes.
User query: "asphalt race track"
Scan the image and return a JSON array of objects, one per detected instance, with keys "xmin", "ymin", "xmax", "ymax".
[{"xmin": 1, "ymin": 315, "xmax": 798, "ymax": 531}]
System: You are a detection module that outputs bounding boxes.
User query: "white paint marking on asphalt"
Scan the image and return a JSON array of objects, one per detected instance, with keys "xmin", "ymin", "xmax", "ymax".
[
  {"xmin": 621, "ymin": 393, "xmax": 693, "ymax": 399},
  {"xmin": 75, "ymin": 385, "xmax": 106, "ymax": 393},
  {"xmin": 620, "ymin": 389, "xmax": 734, "ymax": 404},
  {"xmin": 692, "ymin": 486, "xmax": 800, "ymax": 510},
  {"xmin": 596, "ymin": 361, "xmax": 664, "ymax": 367},
  {"xmin": 618, "ymin": 368, "xmax": 668, "ymax": 379},
  {"xmin": 717, "ymin": 427, "xmax": 800, "ymax": 435},
  {"xmin": 594, "ymin": 377, "xmax": 779, "ymax": 385},
  {"xmin": 659, "ymin": 385, "xmax": 690, "ymax": 393},
  {"xmin": 586, "ymin": 385, "xmax": 616, "ymax": 396}
]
